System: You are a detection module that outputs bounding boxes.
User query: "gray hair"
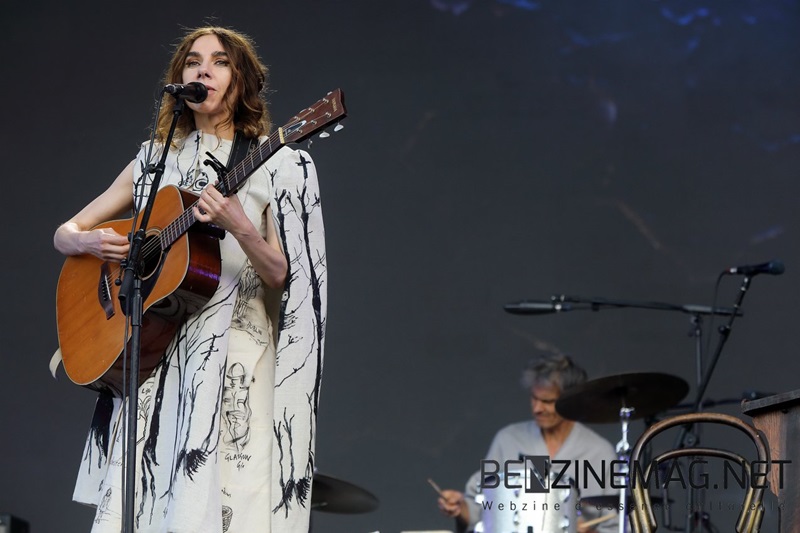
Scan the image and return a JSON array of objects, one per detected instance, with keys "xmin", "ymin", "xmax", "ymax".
[{"xmin": 520, "ymin": 353, "xmax": 587, "ymax": 393}]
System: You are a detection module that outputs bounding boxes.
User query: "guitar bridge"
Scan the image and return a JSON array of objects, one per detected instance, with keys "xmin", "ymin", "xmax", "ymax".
[{"xmin": 98, "ymin": 262, "xmax": 115, "ymax": 320}]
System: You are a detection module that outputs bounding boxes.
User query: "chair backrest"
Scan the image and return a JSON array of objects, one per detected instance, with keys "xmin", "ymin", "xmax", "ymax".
[{"xmin": 628, "ymin": 412, "xmax": 770, "ymax": 533}]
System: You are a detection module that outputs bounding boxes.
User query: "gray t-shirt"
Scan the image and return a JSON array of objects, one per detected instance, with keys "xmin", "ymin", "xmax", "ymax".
[{"xmin": 463, "ymin": 420, "xmax": 621, "ymax": 532}]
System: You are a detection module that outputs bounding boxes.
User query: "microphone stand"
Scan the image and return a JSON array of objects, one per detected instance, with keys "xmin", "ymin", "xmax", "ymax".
[
  {"xmin": 671, "ymin": 275, "xmax": 752, "ymax": 533},
  {"xmin": 117, "ymin": 93, "xmax": 186, "ymax": 533},
  {"xmin": 505, "ymin": 293, "xmax": 745, "ymax": 533},
  {"xmin": 504, "ymin": 297, "xmax": 742, "ymax": 321},
  {"xmin": 557, "ymin": 289, "xmax": 751, "ymax": 533}
]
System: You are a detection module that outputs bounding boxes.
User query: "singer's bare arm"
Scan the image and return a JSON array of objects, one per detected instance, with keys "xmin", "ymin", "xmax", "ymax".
[
  {"xmin": 192, "ymin": 185, "xmax": 287, "ymax": 289},
  {"xmin": 54, "ymin": 160, "xmax": 136, "ymax": 261}
]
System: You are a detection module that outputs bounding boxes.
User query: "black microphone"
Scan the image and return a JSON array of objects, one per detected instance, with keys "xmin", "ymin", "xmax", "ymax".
[
  {"xmin": 504, "ymin": 301, "xmax": 572, "ymax": 315},
  {"xmin": 164, "ymin": 82, "xmax": 208, "ymax": 103},
  {"xmin": 725, "ymin": 260, "xmax": 785, "ymax": 276}
]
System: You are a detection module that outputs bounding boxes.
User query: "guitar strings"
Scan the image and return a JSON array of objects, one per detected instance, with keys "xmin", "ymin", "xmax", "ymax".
[{"xmin": 102, "ymin": 126, "xmax": 284, "ymax": 285}]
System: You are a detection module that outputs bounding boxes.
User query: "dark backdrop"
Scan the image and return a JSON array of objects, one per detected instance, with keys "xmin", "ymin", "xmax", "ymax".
[{"xmin": 2, "ymin": 1, "xmax": 798, "ymax": 532}]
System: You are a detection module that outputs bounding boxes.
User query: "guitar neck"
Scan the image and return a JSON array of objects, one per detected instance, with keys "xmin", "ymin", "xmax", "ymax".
[
  {"xmin": 157, "ymin": 88, "xmax": 346, "ymax": 251},
  {"xmin": 158, "ymin": 131, "xmax": 285, "ymax": 250}
]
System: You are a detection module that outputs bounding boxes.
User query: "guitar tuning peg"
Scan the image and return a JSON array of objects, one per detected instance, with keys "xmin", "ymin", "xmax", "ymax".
[
  {"xmin": 318, "ymin": 131, "xmax": 331, "ymax": 138},
  {"xmin": 334, "ymin": 123, "xmax": 344, "ymax": 132}
]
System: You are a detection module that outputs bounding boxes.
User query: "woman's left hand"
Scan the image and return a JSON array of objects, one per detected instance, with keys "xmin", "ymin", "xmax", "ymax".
[
  {"xmin": 192, "ymin": 180, "xmax": 287, "ymax": 288},
  {"xmin": 193, "ymin": 181, "xmax": 249, "ymax": 233}
]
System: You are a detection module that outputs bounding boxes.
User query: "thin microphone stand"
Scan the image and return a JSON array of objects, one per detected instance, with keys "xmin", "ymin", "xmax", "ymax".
[
  {"xmin": 553, "ymin": 283, "xmax": 752, "ymax": 532},
  {"xmin": 117, "ymin": 93, "xmax": 186, "ymax": 533},
  {"xmin": 671, "ymin": 275, "xmax": 752, "ymax": 533}
]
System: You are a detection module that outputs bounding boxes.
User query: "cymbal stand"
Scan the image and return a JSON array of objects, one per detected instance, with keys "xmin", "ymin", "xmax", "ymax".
[
  {"xmin": 654, "ymin": 309, "xmax": 724, "ymax": 533},
  {"xmin": 661, "ymin": 312, "xmax": 706, "ymax": 532},
  {"xmin": 646, "ymin": 312, "xmax": 707, "ymax": 532},
  {"xmin": 616, "ymin": 406, "xmax": 634, "ymax": 533},
  {"xmin": 686, "ymin": 313, "xmax": 706, "ymax": 532},
  {"xmin": 691, "ymin": 511, "xmax": 717, "ymax": 532}
]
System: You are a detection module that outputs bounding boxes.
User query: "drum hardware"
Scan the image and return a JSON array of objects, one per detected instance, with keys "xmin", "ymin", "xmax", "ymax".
[
  {"xmin": 669, "ymin": 272, "xmax": 763, "ymax": 533},
  {"xmin": 617, "ymin": 407, "xmax": 633, "ymax": 533},
  {"xmin": 507, "ymin": 274, "xmax": 776, "ymax": 531},
  {"xmin": 555, "ymin": 373, "xmax": 689, "ymax": 425},
  {"xmin": 475, "ymin": 470, "xmax": 579, "ymax": 533},
  {"xmin": 556, "ymin": 372, "xmax": 689, "ymax": 533}
]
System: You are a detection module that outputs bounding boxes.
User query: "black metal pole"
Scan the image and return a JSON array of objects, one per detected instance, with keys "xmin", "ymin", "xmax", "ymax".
[
  {"xmin": 118, "ymin": 95, "xmax": 186, "ymax": 533},
  {"xmin": 674, "ymin": 275, "xmax": 752, "ymax": 533}
]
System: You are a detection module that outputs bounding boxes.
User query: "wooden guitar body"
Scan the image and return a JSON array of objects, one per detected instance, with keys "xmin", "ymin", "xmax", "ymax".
[{"xmin": 56, "ymin": 186, "xmax": 221, "ymax": 394}]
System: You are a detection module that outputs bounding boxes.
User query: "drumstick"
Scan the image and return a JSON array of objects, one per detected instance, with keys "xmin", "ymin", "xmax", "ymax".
[
  {"xmin": 427, "ymin": 478, "xmax": 445, "ymax": 497},
  {"xmin": 580, "ymin": 512, "xmax": 617, "ymax": 529}
]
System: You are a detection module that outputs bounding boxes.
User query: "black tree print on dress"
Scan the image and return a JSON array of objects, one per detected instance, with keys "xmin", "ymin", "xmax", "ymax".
[
  {"xmin": 270, "ymin": 152, "xmax": 325, "ymax": 517},
  {"xmin": 136, "ymin": 282, "xmax": 238, "ymax": 528},
  {"xmin": 85, "ymin": 394, "xmax": 114, "ymax": 471},
  {"xmin": 176, "ymin": 132, "xmax": 210, "ymax": 191}
]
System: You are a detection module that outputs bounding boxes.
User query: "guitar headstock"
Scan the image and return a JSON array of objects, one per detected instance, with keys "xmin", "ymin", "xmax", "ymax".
[{"xmin": 279, "ymin": 89, "xmax": 347, "ymax": 145}]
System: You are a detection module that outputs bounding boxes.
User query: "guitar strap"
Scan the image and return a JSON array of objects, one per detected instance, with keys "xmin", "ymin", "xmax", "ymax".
[
  {"xmin": 227, "ymin": 130, "xmax": 258, "ymax": 173},
  {"xmin": 205, "ymin": 130, "xmax": 258, "ymax": 197}
]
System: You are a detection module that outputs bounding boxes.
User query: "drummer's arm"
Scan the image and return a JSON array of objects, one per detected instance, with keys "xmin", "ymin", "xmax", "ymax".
[{"xmin": 437, "ymin": 489, "xmax": 470, "ymax": 532}]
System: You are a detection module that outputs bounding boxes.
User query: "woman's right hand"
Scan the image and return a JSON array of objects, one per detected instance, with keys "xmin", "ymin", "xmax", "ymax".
[
  {"xmin": 82, "ymin": 228, "xmax": 130, "ymax": 261},
  {"xmin": 54, "ymin": 160, "xmax": 136, "ymax": 259},
  {"xmin": 55, "ymin": 222, "xmax": 130, "ymax": 261}
]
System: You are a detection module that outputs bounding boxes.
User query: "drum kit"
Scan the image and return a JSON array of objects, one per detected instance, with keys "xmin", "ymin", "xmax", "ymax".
[
  {"xmin": 557, "ymin": 372, "xmax": 691, "ymax": 533},
  {"xmin": 312, "ymin": 372, "xmax": 753, "ymax": 533},
  {"xmin": 312, "ymin": 281, "xmax": 772, "ymax": 532},
  {"xmin": 312, "ymin": 379, "xmax": 745, "ymax": 533},
  {"xmin": 485, "ymin": 286, "xmax": 768, "ymax": 533},
  {"xmin": 470, "ymin": 372, "xmax": 692, "ymax": 533}
]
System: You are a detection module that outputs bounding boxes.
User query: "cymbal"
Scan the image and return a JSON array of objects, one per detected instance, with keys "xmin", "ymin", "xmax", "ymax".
[
  {"xmin": 311, "ymin": 472, "xmax": 379, "ymax": 514},
  {"xmin": 555, "ymin": 372, "xmax": 689, "ymax": 424}
]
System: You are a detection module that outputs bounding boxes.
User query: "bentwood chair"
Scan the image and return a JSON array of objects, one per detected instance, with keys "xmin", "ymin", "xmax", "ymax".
[{"xmin": 628, "ymin": 412, "xmax": 770, "ymax": 533}]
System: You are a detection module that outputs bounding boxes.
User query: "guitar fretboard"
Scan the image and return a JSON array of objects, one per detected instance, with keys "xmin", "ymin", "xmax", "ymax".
[
  {"xmin": 157, "ymin": 132, "xmax": 284, "ymax": 250},
  {"xmin": 152, "ymin": 88, "xmax": 345, "ymax": 251}
]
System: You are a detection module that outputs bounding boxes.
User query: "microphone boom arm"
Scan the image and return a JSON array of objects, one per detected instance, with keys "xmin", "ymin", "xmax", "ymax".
[{"xmin": 504, "ymin": 295, "xmax": 742, "ymax": 317}]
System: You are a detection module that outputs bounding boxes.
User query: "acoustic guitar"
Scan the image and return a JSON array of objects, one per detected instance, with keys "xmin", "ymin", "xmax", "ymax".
[{"xmin": 55, "ymin": 89, "xmax": 346, "ymax": 394}]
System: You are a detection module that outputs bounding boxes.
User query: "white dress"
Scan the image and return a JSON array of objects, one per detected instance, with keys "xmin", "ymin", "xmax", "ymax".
[{"xmin": 72, "ymin": 131, "xmax": 327, "ymax": 533}]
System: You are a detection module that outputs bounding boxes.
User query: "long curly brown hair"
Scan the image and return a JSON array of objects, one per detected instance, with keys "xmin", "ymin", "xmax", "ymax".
[{"xmin": 155, "ymin": 26, "xmax": 271, "ymax": 144}]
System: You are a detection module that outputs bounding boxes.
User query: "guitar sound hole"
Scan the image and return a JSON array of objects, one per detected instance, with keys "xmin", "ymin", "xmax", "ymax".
[{"xmin": 141, "ymin": 233, "xmax": 164, "ymax": 281}]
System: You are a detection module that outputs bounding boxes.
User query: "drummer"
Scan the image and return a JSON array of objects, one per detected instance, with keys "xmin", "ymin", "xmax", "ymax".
[{"xmin": 437, "ymin": 354, "xmax": 619, "ymax": 533}]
